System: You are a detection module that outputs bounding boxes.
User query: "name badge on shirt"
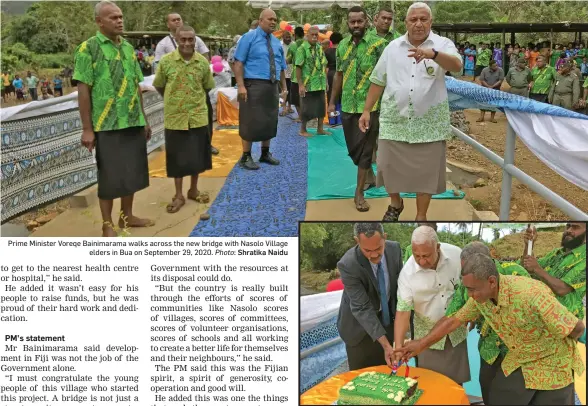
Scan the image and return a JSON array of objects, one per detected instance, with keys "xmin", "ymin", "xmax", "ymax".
[{"xmin": 426, "ymin": 66, "xmax": 435, "ymax": 76}]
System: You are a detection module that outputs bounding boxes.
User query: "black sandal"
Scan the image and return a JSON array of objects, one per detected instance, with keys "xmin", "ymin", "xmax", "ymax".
[
  {"xmin": 354, "ymin": 196, "xmax": 370, "ymax": 212},
  {"xmin": 383, "ymin": 199, "xmax": 404, "ymax": 221}
]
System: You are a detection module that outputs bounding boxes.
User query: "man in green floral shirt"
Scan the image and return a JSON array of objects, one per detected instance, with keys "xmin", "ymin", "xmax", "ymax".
[
  {"xmin": 529, "ymin": 55, "xmax": 556, "ymax": 103},
  {"xmin": 153, "ymin": 26, "xmax": 215, "ymax": 214},
  {"xmin": 475, "ymin": 42, "xmax": 492, "ymax": 79},
  {"xmin": 522, "ymin": 222, "xmax": 586, "ymax": 320},
  {"xmin": 74, "ymin": 0, "xmax": 153, "ymax": 237},
  {"xmin": 396, "ymin": 253, "xmax": 585, "ymax": 405},
  {"xmin": 328, "ymin": 6, "xmax": 387, "ymax": 212},
  {"xmin": 287, "ymin": 27, "xmax": 305, "ymax": 121},
  {"xmin": 444, "ymin": 242, "xmax": 530, "ymax": 405},
  {"xmin": 367, "ymin": 7, "xmax": 401, "ymax": 44},
  {"xmin": 295, "ymin": 26, "xmax": 329, "ymax": 137}
]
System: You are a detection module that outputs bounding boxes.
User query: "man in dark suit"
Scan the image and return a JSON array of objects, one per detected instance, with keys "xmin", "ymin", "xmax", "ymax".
[{"xmin": 337, "ymin": 222, "xmax": 403, "ymax": 370}]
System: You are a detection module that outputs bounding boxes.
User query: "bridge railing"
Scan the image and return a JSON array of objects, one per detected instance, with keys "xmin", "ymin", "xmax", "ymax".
[{"xmin": 451, "ymin": 123, "xmax": 588, "ymax": 220}]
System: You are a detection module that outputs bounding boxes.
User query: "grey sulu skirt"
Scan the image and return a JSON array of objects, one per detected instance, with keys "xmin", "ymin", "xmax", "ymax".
[{"xmin": 376, "ymin": 139, "xmax": 446, "ymax": 195}]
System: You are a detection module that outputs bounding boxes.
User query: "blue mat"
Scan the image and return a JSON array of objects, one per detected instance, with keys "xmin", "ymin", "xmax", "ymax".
[
  {"xmin": 190, "ymin": 117, "xmax": 307, "ymax": 237},
  {"xmin": 307, "ymin": 128, "xmax": 465, "ymax": 201}
]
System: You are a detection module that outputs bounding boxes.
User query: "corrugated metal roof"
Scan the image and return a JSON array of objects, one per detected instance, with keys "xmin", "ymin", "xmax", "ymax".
[{"xmin": 248, "ymin": 0, "xmax": 360, "ymax": 10}]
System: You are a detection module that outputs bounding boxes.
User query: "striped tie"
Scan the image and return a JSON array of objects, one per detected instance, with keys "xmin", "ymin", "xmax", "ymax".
[{"xmin": 267, "ymin": 34, "xmax": 276, "ymax": 83}]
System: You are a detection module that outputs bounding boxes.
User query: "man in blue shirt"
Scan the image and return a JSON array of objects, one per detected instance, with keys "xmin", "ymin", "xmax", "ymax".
[
  {"xmin": 233, "ymin": 8, "xmax": 288, "ymax": 170},
  {"xmin": 53, "ymin": 75, "xmax": 63, "ymax": 97},
  {"xmin": 12, "ymin": 75, "xmax": 24, "ymax": 100}
]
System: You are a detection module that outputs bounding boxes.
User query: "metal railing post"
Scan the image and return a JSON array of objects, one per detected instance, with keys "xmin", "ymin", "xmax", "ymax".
[
  {"xmin": 499, "ymin": 123, "xmax": 516, "ymax": 220},
  {"xmin": 300, "ymin": 337, "xmax": 342, "ymax": 359}
]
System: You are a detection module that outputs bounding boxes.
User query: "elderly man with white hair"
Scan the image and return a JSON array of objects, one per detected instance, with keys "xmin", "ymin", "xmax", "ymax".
[
  {"xmin": 359, "ymin": 2, "xmax": 463, "ymax": 222},
  {"xmin": 394, "ymin": 226, "xmax": 470, "ymax": 385}
]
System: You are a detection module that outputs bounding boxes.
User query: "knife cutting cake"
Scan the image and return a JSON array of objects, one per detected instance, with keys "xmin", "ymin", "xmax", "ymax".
[{"xmin": 337, "ymin": 371, "xmax": 422, "ymax": 405}]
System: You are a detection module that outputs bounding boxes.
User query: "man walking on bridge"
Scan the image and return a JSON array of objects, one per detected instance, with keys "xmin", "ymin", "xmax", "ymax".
[
  {"xmin": 359, "ymin": 2, "xmax": 462, "ymax": 221},
  {"xmin": 329, "ymin": 6, "xmax": 387, "ymax": 212}
]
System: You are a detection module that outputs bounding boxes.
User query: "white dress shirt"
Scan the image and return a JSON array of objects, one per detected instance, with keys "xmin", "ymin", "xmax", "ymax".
[
  {"xmin": 154, "ymin": 34, "xmax": 209, "ymax": 62},
  {"xmin": 369, "ymin": 32, "xmax": 461, "ymax": 144},
  {"xmin": 397, "ymin": 242, "xmax": 467, "ymax": 350}
]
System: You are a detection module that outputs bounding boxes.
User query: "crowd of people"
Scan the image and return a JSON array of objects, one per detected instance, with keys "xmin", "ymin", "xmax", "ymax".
[
  {"xmin": 457, "ymin": 40, "xmax": 588, "ymax": 114},
  {"xmin": 457, "ymin": 40, "xmax": 587, "ymax": 76},
  {"xmin": 9, "ymin": 0, "xmax": 588, "ymax": 233},
  {"xmin": 336, "ymin": 222, "xmax": 586, "ymax": 405},
  {"xmin": 1, "ymin": 68, "xmax": 72, "ymax": 103}
]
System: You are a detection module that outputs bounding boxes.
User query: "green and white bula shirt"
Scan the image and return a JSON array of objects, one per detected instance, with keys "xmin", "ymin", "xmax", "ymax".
[{"xmin": 369, "ymin": 32, "xmax": 462, "ymax": 144}]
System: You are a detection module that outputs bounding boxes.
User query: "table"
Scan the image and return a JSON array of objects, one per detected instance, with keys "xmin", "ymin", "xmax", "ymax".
[{"xmin": 300, "ymin": 365, "xmax": 470, "ymax": 405}]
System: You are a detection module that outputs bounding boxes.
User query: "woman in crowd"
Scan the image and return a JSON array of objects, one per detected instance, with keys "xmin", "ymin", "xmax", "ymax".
[{"xmin": 464, "ymin": 44, "xmax": 476, "ymax": 77}]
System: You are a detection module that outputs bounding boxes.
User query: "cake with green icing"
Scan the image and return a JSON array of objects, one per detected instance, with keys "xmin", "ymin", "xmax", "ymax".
[{"xmin": 337, "ymin": 371, "xmax": 421, "ymax": 405}]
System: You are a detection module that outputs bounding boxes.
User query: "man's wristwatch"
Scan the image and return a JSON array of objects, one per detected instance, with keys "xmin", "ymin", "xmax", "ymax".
[{"xmin": 432, "ymin": 49, "xmax": 439, "ymax": 60}]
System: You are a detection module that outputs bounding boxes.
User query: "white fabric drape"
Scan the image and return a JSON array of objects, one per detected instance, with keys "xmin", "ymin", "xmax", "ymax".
[
  {"xmin": 300, "ymin": 290, "xmax": 342, "ymax": 333},
  {"xmin": 506, "ymin": 110, "xmax": 588, "ymax": 191}
]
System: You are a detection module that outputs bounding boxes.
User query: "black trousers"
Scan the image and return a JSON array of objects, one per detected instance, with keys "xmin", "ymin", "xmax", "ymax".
[
  {"xmin": 345, "ymin": 323, "xmax": 394, "ymax": 370},
  {"xmin": 480, "ymin": 354, "xmax": 575, "ymax": 405}
]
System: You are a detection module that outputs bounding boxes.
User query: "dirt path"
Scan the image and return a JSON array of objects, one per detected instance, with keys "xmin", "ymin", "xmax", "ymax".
[{"xmin": 447, "ymin": 109, "xmax": 587, "ymax": 220}]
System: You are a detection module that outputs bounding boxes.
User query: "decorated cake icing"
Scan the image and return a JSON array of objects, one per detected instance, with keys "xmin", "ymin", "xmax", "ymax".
[{"xmin": 337, "ymin": 372, "xmax": 421, "ymax": 405}]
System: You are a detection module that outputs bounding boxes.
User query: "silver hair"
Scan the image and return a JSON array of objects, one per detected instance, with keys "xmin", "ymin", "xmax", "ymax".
[
  {"xmin": 461, "ymin": 242, "xmax": 490, "ymax": 262},
  {"xmin": 407, "ymin": 2, "xmax": 432, "ymax": 17},
  {"xmin": 411, "ymin": 225, "xmax": 438, "ymax": 246},
  {"xmin": 95, "ymin": 0, "xmax": 116, "ymax": 18},
  {"xmin": 233, "ymin": 35, "xmax": 241, "ymax": 44},
  {"xmin": 353, "ymin": 223, "xmax": 384, "ymax": 239},
  {"xmin": 461, "ymin": 253, "xmax": 498, "ymax": 280}
]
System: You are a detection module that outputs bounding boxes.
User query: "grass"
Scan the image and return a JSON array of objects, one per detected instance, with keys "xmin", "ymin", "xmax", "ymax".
[
  {"xmin": 490, "ymin": 231, "xmax": 563, "ymax": 259},
  {"xmin": 300, "ymin": 269, "xmax": 338, "ymax": 293}
]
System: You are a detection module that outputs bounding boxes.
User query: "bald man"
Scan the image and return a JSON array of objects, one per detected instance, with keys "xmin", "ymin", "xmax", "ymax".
[
  {"xmin": 74, "ymin": 0, "xmax": 153, "ymax": 236},
  {"xmin": 233, "ymin": 9, "xmax": 288, "ymax": 170}
]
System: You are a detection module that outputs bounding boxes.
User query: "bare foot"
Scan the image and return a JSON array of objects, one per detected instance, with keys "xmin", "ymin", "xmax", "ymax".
[
  {"xmin": 490, "ymin": 119, "xmax": 498, "ymax": 123},
  {"xmin": 102, "ymin": 223, "xmax": 118, "ymax": 237},
  {"xmin": 119, "ymin": 215, "xmax": 154, "ymax": 229},
  {"xmin": 299, "ymin": 131, "xmax": 313, "ymax": 137},
  {"xmin": 476, "ymin": 118, "xmax": 484, "ymax": 122},
  {"xmin": 316, "ymin": 130, "xmax": 331, "ymax": 135}
]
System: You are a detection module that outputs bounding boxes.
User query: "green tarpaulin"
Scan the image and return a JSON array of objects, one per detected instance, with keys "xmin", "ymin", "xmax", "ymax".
[{"xmin": 306, "ymin": 128, "xmax": 466, "ymax": 201}]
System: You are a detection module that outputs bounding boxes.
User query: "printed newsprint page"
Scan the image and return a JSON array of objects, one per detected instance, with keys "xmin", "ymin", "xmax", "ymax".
[{"xmin": 0, "ymin": 237, "xmax": 297, "ymax": 405}]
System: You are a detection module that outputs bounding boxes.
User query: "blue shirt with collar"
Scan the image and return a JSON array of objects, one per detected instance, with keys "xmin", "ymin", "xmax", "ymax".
[
  {"xmin": 234, "ymin": 26, "xmax": 287, "ymax": 80},
  {"xmin": 370, "ymin": 252, "xmax": 390, "ymax": 304}
]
